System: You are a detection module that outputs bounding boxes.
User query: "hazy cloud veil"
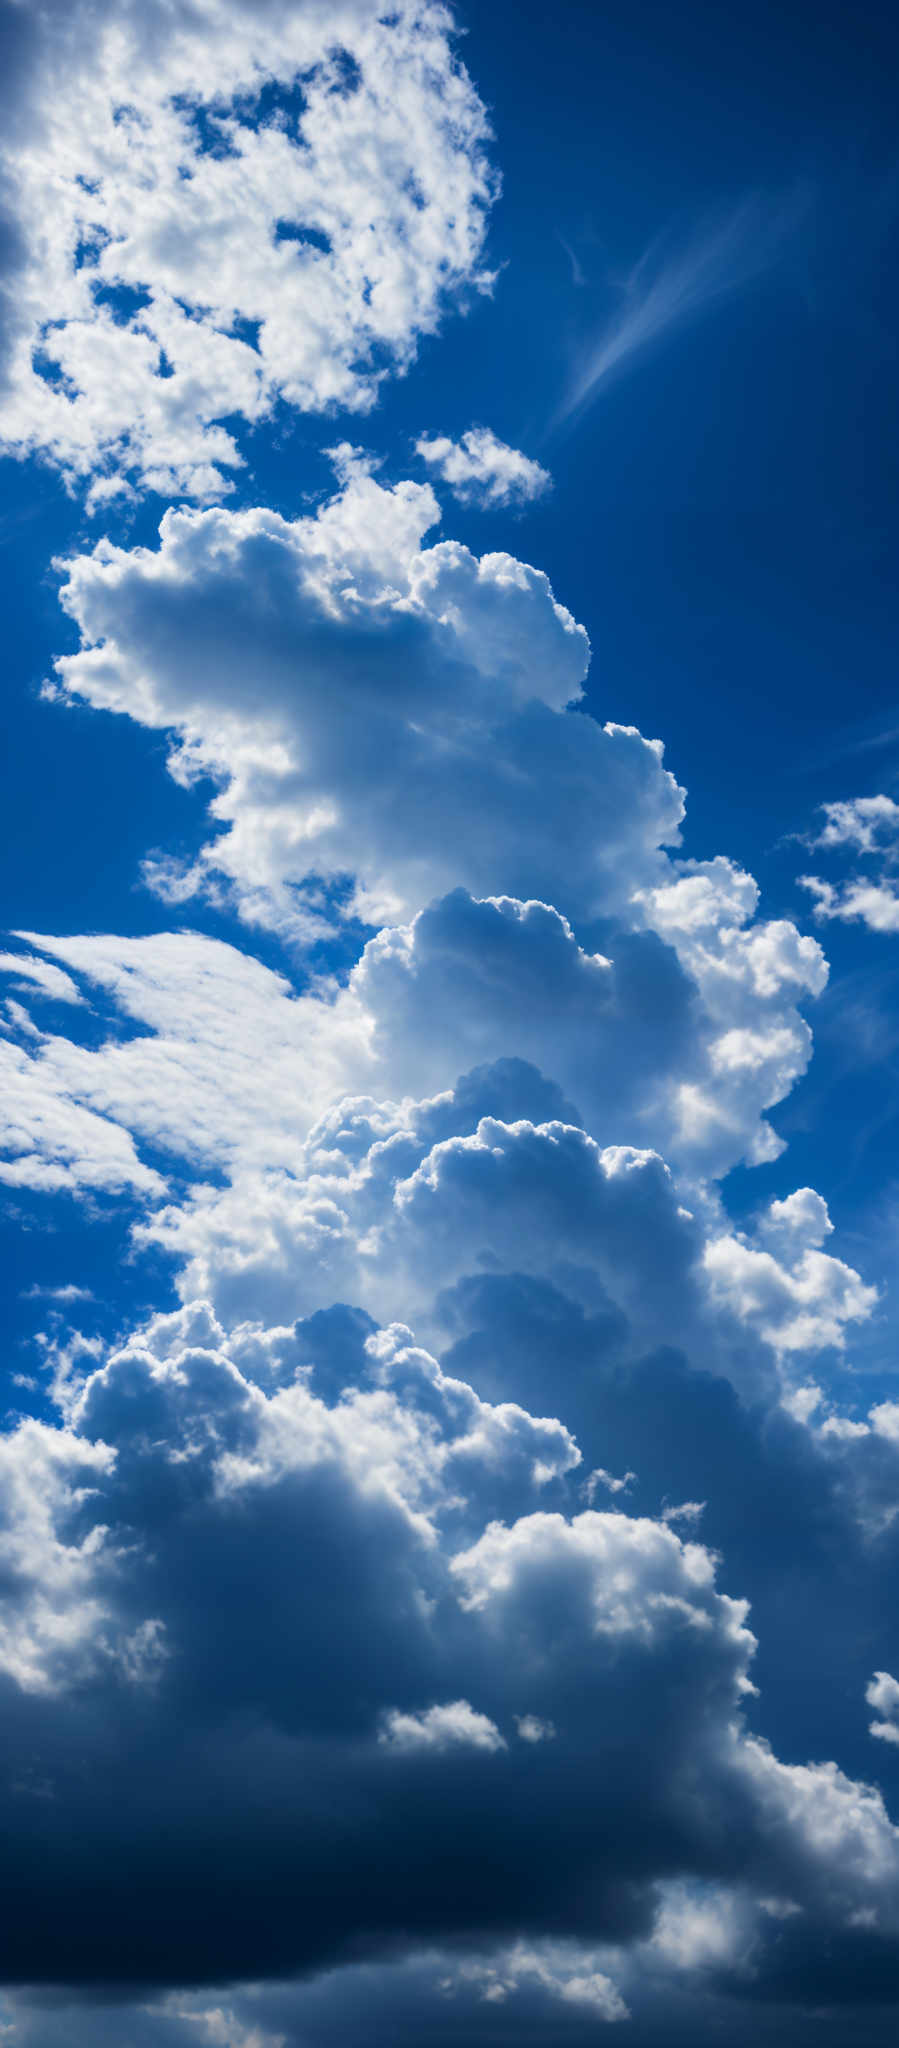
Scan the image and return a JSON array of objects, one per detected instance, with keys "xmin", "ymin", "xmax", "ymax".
[{"xmin": 1, "ymin": 5, "xmax": 898, "ymax": 2046}]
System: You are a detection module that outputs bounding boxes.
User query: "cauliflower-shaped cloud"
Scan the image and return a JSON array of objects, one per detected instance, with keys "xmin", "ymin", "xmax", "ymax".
[{"xmin": 414, "ymin": 427, "xmax": 551, "ymax": 508}]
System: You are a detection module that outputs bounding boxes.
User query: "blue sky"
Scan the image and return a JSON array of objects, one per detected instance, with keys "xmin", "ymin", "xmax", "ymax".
[{"xmin": 2, "ymin": 2, "xmax": 899, "ymax": 2042}]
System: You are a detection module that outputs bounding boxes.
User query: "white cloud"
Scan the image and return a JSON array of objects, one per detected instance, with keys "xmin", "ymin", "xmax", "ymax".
[
  {"xmin": 20, "ymin": 1283, "xmax": 94, "ymax": 1303},
  {"xmin": 362, "ymin": 878, "xmax": 826, "ymax": 1176},
  {"xmin": 781, "ymin": 1383, "xmax": 824, "ymax": 1426},
  {"xmin": 868, "ymin": 1671, "xmax": 899, "ymax": 1747},
  {"xmin": 651, "ymin": 1882, "xmax": 752, "ymax": 1973},
  {"xmin": 124, "ymin": 1106, "xmax": 703, "ymax": 1344},
  {"xmin": 0, "ymin": 2, "xmax": 497, "ymax": 501},
  {"xmin": 819, "ymin": 1413, "xmax": 870, "ymax": 1442},
  {"xmin": 0, "ymin": 1033, "xmax": 165, "ymax": 1197},
  {"xmin": 702, "ymin": 1195, "xmax": 876, "ymax": 1356},
  {"xmin": 414, "ymin": 428, "xmax": 550, "ymax": 507},
  {"xmin": 738, "ymin": 1736, "xmax": 899, "ymax": 1899},
  {"xmin": 585, "ymin": 1468, "xmax": 636, "ymax": 1499},
  {"xmin": 810, "ymin": 797, "xmax": 899, "ymax": 854},
  {"xmin": 869, "ymin": 1402, "xmax": 899, "ymax": 1447},
  {"xmin": 757, "ymin": 1187, "xmax": 833, "ymax": 1250},
  {"xmin": 0, "ymin": 919, "xmax": 858, "ymax": 1396},
  {"xmin": 6, "ymin": 928, "xmax": 373, "ymax": 1177},
  {"xmin": 798, "ymin": 794, "xmax": 899, "ymax": 933},
  {"xmin": 661, "ymin": 1499, "xmax": 706, "ymax": 1526},
  {"xmin": 801, "ymin": 873, "xmax": 899, "ymax": 933},
  {"xmin": 0, "ymin": 1417, "xmax": 117, "ymax": 1694},
  {"xmin": 450, "ymin": 1506, "xmax": 746, "ymax": 1648},
  {"xmin": 0, "ymin": 952, "xmax": 84, "ymax": 1008},
  {"xmin": 167, "ymin": 2010, "xmax": 285, "ymax": 2048},
  {"xmin": 53, "ymin": 460, "xmax": 611, "ymax": 933},
  {"xmin": 380, "ymin": 1700, "xmax": 506, "ymax": 1752},
  {"xmin": 514, "ymin": 1713, "xmax": 556, "ymax": 1742},
  {"xmin": 441, "ymin": 1940, "xmax": 629, "ymax": 2020}
]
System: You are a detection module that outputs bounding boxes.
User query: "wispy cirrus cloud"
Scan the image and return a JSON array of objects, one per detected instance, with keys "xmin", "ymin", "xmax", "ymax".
[{"xmin": 554, "ymin": 190, "xmax": 808, "ymax": 427}]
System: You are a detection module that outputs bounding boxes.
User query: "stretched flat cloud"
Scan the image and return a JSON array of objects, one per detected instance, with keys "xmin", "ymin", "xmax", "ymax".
[{"xmin": 414, "ymin": 427, "xmax": 551, "ymax": 507}]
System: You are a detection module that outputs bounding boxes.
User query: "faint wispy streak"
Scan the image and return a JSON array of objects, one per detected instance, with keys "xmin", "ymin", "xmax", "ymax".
[{"xmin": 553, "ymin": 190, "xmax": 809, "ymax": 429}]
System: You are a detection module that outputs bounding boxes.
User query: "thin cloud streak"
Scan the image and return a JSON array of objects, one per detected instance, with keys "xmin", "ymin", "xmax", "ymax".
[
  {"xmin": 558, "ymin": 232, "xmax": 586, "ymax": 287},
  {"xmin": 553, "ymin": 190, "xmax": 809, "ymax": 428}
]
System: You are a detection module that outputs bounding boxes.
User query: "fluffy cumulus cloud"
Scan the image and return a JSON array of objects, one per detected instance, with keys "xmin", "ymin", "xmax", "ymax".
[
  {"xmin": 4, "ymin": 7, "xmax": 899, "ymax": 2046},
  {"xmin": 9, "ymin": 454, "xmax": 822, "ymax": 1183},
  {"xmin": 414, "ymin": 426, "xmax": 551, "ymax": 506},
  {"xmin": 0, "ymin": 1, "xmax": 496, "ymax": 502},
  {"xmin": 50, "ymin": 452, "xmax": 608, "ymax": 931},
  {"xmin": 799, "ymin": 794, "xmax": 899, "ymax": 931},
  {"xmin": 869, "ymin": 1673, "xmax": 899, "ymax": 1748},
  {"xmin": 807, "ymin": 797, "xmax": 899, "ymax": 855},
  {"xmin": 703, "ymin": 1189, "xmax": 877, "ymax": 1356},
  {"xmin": 0, "ymin": 856, "xmax": 829, "ymax": 1202}
]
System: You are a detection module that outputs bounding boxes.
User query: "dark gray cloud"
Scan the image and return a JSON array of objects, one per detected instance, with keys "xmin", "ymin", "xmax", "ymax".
[{"xmin": 1, "ymin": 1196, "xmax": 899, "ymax": 2017}]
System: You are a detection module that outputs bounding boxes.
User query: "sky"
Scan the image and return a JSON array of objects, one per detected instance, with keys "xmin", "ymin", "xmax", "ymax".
[{"xmin": 1, "ymin": 0, "xmax": 899, "ymax": 2041}]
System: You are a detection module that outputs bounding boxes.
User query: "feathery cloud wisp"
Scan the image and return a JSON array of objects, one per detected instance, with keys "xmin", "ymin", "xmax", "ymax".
[{"xmin": 555, "ymin": 192, "xmax": 807, "ymax": 427}]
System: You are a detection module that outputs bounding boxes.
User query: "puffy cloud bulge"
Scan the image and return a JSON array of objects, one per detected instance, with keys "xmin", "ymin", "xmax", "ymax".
[
  {"xmin": 3, "ymin": 5, "xmax": 899, "ymax": 2043},
  {"xmin": 0, "ymin": 442, "xmax": 817, "ymax": 1266},
  {"xmin": 414, "ymin": 425, "xmax": 552, "ymax": 507},
  {"xmin": 52, "ymin": 454, "xmax": 613, "ymax": 927}
]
